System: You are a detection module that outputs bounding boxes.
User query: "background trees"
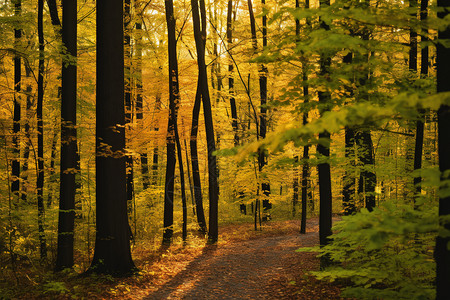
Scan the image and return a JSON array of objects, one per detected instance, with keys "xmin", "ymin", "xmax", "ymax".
[{"xmin": 0, "ymin": 0, "xmax": 448, "ymax": 297}]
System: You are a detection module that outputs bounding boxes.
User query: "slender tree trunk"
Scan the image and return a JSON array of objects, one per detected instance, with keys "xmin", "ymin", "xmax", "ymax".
[
  {"xmin": 37, "ymin": 0, "xmax": 47, "ymax": 262},
  {"xmin": 435, "ymin": 0, "xmax": 450, "ymax": 297},
  {"xmin": 89, "ymin": 0, "xmax": 135, "ymax": 275},
  {"xmin": 21, "ymin": 66, "xmax": 33, "ymax": 203},
  {"xmin": 152, "ymin": 94, "xmax": 161, "ymax": 187},
  {"xmin": 317, "ymin": 0, "xmax": 332, "ymax": 269},
  {"xmin": 192, "ymin": 0, "xmax": 219, "ymax": 243},
  {"xmin": 47, "ymin": 126, "xmax": 58, "ymax": 208},
  {"xmin": 413, "ymin": 0, "xmax": 428, "ymax": 201},
  {"xmin": 227, "ymin": 0, "xmax": 239, "ymax": 146},
  {"xmin": 56, "ymin": 0, "xmax": 77, "ymax": 271},
  {"xmin": 190, "ymin": 0, "xmax": 208, "ymax": 235},
  {"xmin": 162, "ymin": 0, "xmax": 180, "ymax": 245},
  {"xmin": 299, "ymin": 0, "xmax": 309, "ymax": 234},
  {"xmin": 124, "ymin": 0, "xmax": 134, "ymax": 217},
  {"xmin": 343, "ymin": 126, "xmax": 356, "ymax": 215},
  {"xmin": 134, "ymin": 4, "xmax": 150, "ymax": 191},
  {"xmin": 293, "ymin": 156, "xmax": 299, "ymax": 217},
  {"xmin": 355, "ymin": 130, "xmax": 376, "ymax": 211},
  {"xmin": 12, "ymin": 0, "xmax": 22, "ymax": 202},
  {"xmin": 184, "ymin": 139, "xmax": 196, "ymax": 215},
  {"xmin": 175, "ymin": 126, "xmax": 187, "ymax": 241}
]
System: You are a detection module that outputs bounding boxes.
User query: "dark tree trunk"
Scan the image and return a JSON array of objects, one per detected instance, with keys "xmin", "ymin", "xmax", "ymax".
[
  {"xmin": 192, "ymin": 0, "xmax": 219, "ymax": 243},
  {"xmin": 124, "ymin": 0, "xmax": 134, "ymax": 217},
  {"xmin": 47, "ymin": 127, "xmax": 58, "ymax": 208},
  {"xmin": 293, "ymin": 156, "xmax": 299, "ymax": 217},
  {"xmin": 56, "ymin": 0, "xmax": 77, "ymax": 271},
  {"xmin": 134, "ymin": 7, "xmax": 150, "ymax": 191},
  {"xmin": 184, "ymin": 139, "xmax": 196, "ymax": 216},
  {"xmin": 190, "ymin": 84, "xmax": 207, "ymax": 234},
  {"xmin": 162, "ymin": 0, "xmax": 180, "ymax": 245},
  {"xmin": 88, "ymin": 0, "xmax": 135, "ymax": 275},
  {"xmin": 227, "ymin": 0, "xmax": 239, "ymax": 146},
  {"xmin": 318, "ymin": 0, "xmax": 332, "ymax": 269},
  {"xmin": 37, "ymin": 0, "xmax": 47, "ymax": 262},
  {"xmin": 175, "ymin": 126, "xmax": 187, "ymax": 241},
  {"xmin": 355, "ymin": 130, "xmax": 376, "ymax": 211},
  {"xmin": 299, "ymin": 0, "xmax": 309, "ymax": 234},
  {"xmin": 12, "ymin": 0, "xmax": 22, "ymax": 201},
  {"xmin": 343, "ymin": 126, "xmax": 356, "ymax": 215},
  {"xmin": 152, "ymin": 94, "xmax": 161, "ymax": 186},
  {"xmin": 435, "ymin": 0, "xmax": 450, "ymax": 297},
  {"xmin": 413, "ymin": 0, "xmax": 428, "ymax": 200},
  {"xmin": 21, "ymin": 66, "xmax": 33, "ymax": 203}
]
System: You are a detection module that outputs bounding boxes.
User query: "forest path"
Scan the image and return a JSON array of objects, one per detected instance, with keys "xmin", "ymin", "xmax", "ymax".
[{"xmin": 139, "ymin": 219, "xmax": 341, "ymax": 299}]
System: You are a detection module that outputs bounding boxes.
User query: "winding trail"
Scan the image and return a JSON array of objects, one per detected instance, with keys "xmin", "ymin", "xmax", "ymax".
[{"xmin": 141, "ymin": 219, "xmax": 341, "ymax": 299}]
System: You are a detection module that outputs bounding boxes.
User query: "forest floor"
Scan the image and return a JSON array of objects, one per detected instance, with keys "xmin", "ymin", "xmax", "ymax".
[{"xmin": 4, "ymin": 218, "xmax": 345, "ymax": 299}]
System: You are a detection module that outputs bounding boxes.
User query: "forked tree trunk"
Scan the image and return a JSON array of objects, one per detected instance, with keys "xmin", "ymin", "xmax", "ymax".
[{"xmin": 192, "ymin": 0, "xmax": 219, "ymax": 243}]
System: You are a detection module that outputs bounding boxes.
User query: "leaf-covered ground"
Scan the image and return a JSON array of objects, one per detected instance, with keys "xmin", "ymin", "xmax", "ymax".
[{"xmin": 3, "ymin": 218, "xmax": 344, "ymax": 299}]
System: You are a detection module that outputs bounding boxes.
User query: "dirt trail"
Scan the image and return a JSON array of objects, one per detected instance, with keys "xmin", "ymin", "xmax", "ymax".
[{"xmin": 142, "ymin": 219, "xmax": 341, "ymax": 299}]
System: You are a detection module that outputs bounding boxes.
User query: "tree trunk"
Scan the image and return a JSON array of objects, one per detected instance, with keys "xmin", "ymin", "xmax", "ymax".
[
  {"xmin": 21, "ymin": 66, "xmax": 33, "ymax": 203},
  {"xmin": 343, "ymin": 126, "xmax": 356, "ymax": 215},
  {"xmin": 413, "ymin": 0, "xmax": 428, "ymax": 201},
  {"xmin": 299, "ymin": 0, "xmax": 309, "ymax": 234},
  {"xmin": 192, "ymin": 0, "xmax": 219, "ymax": 243},
  {"xmin": 37, "ymin": 0, "xmax": 48, "ymax": 262},
  {"xmin": 124, "ymin": 0, "xmax": 134, "ymax": 218},
  {"xmin": 227, "ymin": 0, "xmax": 239, "ymax": 146},
  {"xmin": 355, "ymin": 130, "xmax": 376, "ymax": 211},
  {"xmin": 56, "ymin": 0, "xmax": 77, "ymax": 271},
  {"xmin": 47, "ymin": 126, "xmax": 58, "ymax": 208},
  {"xmin": 162, "ymin": 0, "xmax": 180, "ymax": 245},
  {"xmin": 293, "ymin": 156, "xmax": 299, "ymax": 217},
  {"xmin": 12, "ymin": 0, "xmax": 22, "ymax": 202},
  {"xmin": 175, "ymin": 125, "xmax": 187, "ymax": 241},
  {"xmin": 318, "ymin": 0, "xmax": 332, "ymax": 269},
  {"xmin": 435, "ymin": 0, "xmax": 450, "ymax": 297},
  {"xmin": 190, "ymin": 84, "xmax": 207, "ymax": 234},
  {"xmin": 89, "ymin": 0, "xmax": 135, "ymax": 275}
]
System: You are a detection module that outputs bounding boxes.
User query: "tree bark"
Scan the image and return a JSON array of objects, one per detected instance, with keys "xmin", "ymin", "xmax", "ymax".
[
  {"xmin": 89, "ymin": 0, "xmax": 135, "ymax": 275},
  {"xmin": 56, "ymin": 0, "xmax": 77, "ymax": 271},
  {"xmin": 162, "ymin": 0, "xmax": 180, "ymax": 245},
  {"xmin": 192, "ymin": 0, "xmax": 219, "ymax": 243},
  {"xmin": 37, "ymin": 0, "xmax": 48, "ymax": 262},
  {"xmin": 12, "ymin": 0, "xmax": 22, "ymax": 202},
  {"xmin": 435, "ymin": 0, "xmax": 450, "ymax": 297},
  {"xmin": 355, "ymin": 130, "xmax": 376, "ymax": 211},
  {"xmin": 318, "ymin": 0, "xmax": 332, "ymax": 269}
]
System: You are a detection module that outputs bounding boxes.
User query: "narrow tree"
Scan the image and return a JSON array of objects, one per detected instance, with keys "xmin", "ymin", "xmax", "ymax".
[
  {"xmin": 55, "ymin": 0, "xmax": 77, "ymax": 271},
  {"xmin": 11, "ymin": 0, "xmax": 21, "ymax": 202},
  {"xmin": 413, "ymin": 0, "xmax": 428, "ymax": 200},
  {"xmin": 435, "ymin": 0, "xmax": 450, "ymax": 297},
  {"xmin": 88, "ymin": 0, "xmax": 135, "ymax": 275},
  {"xmin": 192, "ymin": 0, "xmax": 219, "ymax": 243},
  {"xmin": 37, "ymin": 0, "xmax": 47, "ymax": 262},
  {"xmin": 317, "ymin": 0, "xmax": 332, "ymax": 268},
  {"xmin": 162, "ymin": 0, "xmax": 180, "ymax": 244}
]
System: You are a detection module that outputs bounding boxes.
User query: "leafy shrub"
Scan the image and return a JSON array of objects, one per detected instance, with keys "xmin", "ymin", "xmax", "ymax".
[{"xmin": 298, "ymin": 202, "xmax": 437, "ymax": 299}]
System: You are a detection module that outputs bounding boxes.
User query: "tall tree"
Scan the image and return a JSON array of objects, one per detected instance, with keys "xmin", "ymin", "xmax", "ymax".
[
  {"xmin": 413, "ymin": 0, "xmax": 428, "ymax": 200},
  {"xmin": 55, "ymin": 0, "xmax": 77, "ymax": 271},
  {"xmin": 317, "ymin": 0, "xmax": 332, "ymax": 268},
  {"xmin": 124, "ymin": 0, "xmax": 134, "ymax": 216},
  {"xmin": 162, "ymin": 0, "xmax": 180, "ymax": 245},
  {"xmin": 299, "ymin": 0, "xmax": 310, "ymax": 234},
  {"xmin": 227, "ymin": 0, "xmax": 238, "ymax": 147},
  {"xmin": 435, "ymin": 0, "xmax": 450, "ymax": 297},
  {"xmin": 37, "ymin": 0, "xmax": 47, "ymax": 262},
  {"xmin": 88, "ymin": 0, "xmax": 135, "ymax": 275},
  {"xmin": 192, "ymin": 0, "xmax": 219, "ymax": 243},
  {"xmin": 11, "ymin": 0, "xmax": 22, "ymax": 202},
  {"xmin": 190, "ymin": 0, "xmax": 208, "ymax": 234}
]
